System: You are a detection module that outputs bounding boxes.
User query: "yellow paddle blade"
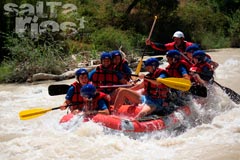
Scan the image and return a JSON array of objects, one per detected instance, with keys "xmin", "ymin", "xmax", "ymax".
[
  {"xmin": 135, "ymin": 59, "xmax": 143, "ymax": 75},
  {"xmin": 19, "ymin": 108, "xmax": 52, "ymax": 120},
  {"xmin": 157, "ymin": 77, "xmax": 191, "ymax": 91}
]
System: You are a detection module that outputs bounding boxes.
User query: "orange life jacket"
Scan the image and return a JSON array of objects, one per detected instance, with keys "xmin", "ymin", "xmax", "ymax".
[{"xmin": 143, "ymin": 68, "xmax": 169, "ymax": 99}]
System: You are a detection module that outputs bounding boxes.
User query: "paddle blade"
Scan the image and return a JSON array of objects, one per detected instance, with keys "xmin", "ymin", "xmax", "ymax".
[
  {"xmin": 135, "ymin": 59, "xmax": 143, "ymax": 75},
  {"xmin": 19, "ymin": 108, "xmax": 51, "ymax": 120},
  {"xmin": 157, "ymin": 77, "xmax": 191, "ymax": 91},
  {"xmin": 48, "ymin": 84, "xmax": 70, "ymax": 96},
  {"xmin": 214, "ymin": 81, "xmax": 240, "ymax": 104},
  {"xmin": 221, "ymin": 86, "xmax": 240, "ymax": 104},
  {"xmin": 190, "ymin": 85, "xmax": 207, "ymax": 97}
]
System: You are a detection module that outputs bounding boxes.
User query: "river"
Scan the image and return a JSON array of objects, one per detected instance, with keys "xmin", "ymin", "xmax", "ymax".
[{"xmin": 0, "ymin": 48, "xmax": 240, "ymax": 160}]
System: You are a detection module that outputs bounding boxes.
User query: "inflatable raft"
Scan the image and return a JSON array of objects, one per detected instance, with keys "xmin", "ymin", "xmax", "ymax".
[{"xmin": 59, "ymin": 105, "xmax": 191, "ymax": 132}]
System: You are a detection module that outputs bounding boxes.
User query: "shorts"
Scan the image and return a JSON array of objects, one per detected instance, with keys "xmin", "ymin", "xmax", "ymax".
[{"xmin": 140, "ymin": 95, "xmax": 164, "ymax": 112}]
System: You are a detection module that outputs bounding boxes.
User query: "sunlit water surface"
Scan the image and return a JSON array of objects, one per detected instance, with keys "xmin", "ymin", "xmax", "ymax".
[{"xmin": 0, "ymin": 48, "xmax": 240, "ymax": 160}]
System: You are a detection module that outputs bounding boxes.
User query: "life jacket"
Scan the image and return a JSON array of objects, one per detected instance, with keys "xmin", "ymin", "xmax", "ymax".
[
  {"xmin": 114, "ymin": 59, "xmax": 131, "ymax": 81},
  {"xmin": 70, "ymin": 81, "xmax": 84, "ymax": 111},
  {"xmin": 165, "ymin": 41, "xmax": 193, "ymax": 53},
  {"xmin": 150, "ymin": 41, "xmax": 193, "ymax": 53},
  {"xmin": 85, "ymin": 92, "xmax": 110, "ymax": 112},
  {"xmin": 143, "ymin": 68, "xmax": 169, "ymax": 99},
  {"xmin": 166, "ymin": 60, "xmax": 191, "ymax": 77},
  {"xmin": 91, "ymin": 65, "xmax": 120, "ymax": 94},
  {"xmin": 190, "ymin": 62, "xmax": 213, "ymax": 81}
]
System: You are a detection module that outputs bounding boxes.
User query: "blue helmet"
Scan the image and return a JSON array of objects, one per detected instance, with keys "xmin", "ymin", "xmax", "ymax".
[
  {"xmin": 110, "ymin": 50, "xmax": 122, "ymax": 61},
  {"xmin": 166, "ymin": 50, "xmax": 181, "ymax": 60},
  {"xmin": 75, "ymin": 68, "xmax": 88, "ymax": 77},
  {"xmin": 80, "ymin": 84, "xmax": 96, "ymax": 98},
  {"xmin": 101, "ymin": 52, "xmax": 112, "ymax": 60},
  {"xmin": 192, "ymin": 50, "xmax": 206, "ymax": 62},
  {"xmin": 144, "ymin": 58, "xmax": 160, "ymax": 67},
  {"xmin": 110, "ymin": 50, "xmax": 121, "ymax": 57},
  {"xmin": 186, "ymin": 44, "xmax": 200, "ymax": 53}
]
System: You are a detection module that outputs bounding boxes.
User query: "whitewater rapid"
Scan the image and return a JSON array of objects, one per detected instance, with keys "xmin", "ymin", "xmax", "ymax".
[{"xmin": 0, "ymin": 48, "xmax": 240, "ymax": 160}]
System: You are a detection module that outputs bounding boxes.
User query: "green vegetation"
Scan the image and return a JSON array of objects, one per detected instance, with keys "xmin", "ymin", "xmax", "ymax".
[
  {"xmin": 0, "ymin": 33, "xmax": 68, "ymax": 82},
  {"xmin": 0, "ymin": 0, "xmax": 239, "ymax": 83}
]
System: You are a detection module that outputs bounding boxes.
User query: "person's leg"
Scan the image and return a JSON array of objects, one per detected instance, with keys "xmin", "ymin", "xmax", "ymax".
[
  {"xmin": 114, "ymin": 88, "xmax": 141, "ymax": 112},
  {"xmin": 135, "ymin": 104, "xmax": 156, "ymax": 119},
  {"xmin": 135, "ymin": 96, "xmax": 160, "ymax": 119}
]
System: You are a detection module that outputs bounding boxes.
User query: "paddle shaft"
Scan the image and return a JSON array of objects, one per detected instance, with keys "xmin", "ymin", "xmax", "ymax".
[
  {"xmin": 135, "ymin": 16, "xmax": 157, "ymax": 75},
  {"xmin": 52, "ymin": 107, "xmax": 61, "ymax": 110}
]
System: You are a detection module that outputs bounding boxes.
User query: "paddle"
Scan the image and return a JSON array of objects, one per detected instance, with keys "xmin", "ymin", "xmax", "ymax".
[
  {"xmin": 142, "ymin": 77, "xmax": 191, "ymax": 91},
  {"xmin": 48, "ymin": 84, "xmax": 134, "ymax": 96},
  {"xmin": 213, "ymin": 81, "xmax": 240, "ymax": 104},
  {"xmin": 19, "ymin": 106, "xmax": 61, "ymax": 120},
  {"xmin": 135, "ymin": 16, "xmax": 157, "ymax": 75},
  {"xmin": 49, "ymin": 84, "xmax": 70, "ymax": 96}
]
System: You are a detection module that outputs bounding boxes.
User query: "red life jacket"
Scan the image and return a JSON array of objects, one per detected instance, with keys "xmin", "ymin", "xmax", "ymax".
[
  {"xmin": 70, "ymin": 81, "xmax": 84, "ymax": 111},
  {"xmin": 114, "ymin": 59, "xmax": 131, "ymax": 81},
  {"xmin": 143, "ymin": 68, "xmax": 169, "ymax": 99},
  {"xmin": 166, "ymin": 60, "xmax": 191, "ymax": 77},
  {"xmin": 86, "ymin": 92, "xmax": 110, "ymax": 111},
  {"xmin": 190, "ymin": 62, "xmax": 213, "ymax": 81},
  {"xmin": 165, "ymin": 41, "xmax": 193, "ymax": 53},
  {"xmin": 114, "ymin": 59, "xmax": 126, "ymax": 71},
  {"xmin": 151, "ymin": 41, "xmax": 193, "ymax": 53},
  {"xmin": 91, "ymin": 65, "xmax": 120, "ymax": 94}
]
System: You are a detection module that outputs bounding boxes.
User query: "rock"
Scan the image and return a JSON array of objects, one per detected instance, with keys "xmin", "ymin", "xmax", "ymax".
[
  {"xmin": 32, "ymin": 73, "xmax": 62, "ymax": 81},
  {"xmin": 31, "ymin": 66, "xmax": 96, "ymax": 82}
]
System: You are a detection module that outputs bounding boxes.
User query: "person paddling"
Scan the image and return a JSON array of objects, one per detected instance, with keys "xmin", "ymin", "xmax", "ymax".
[
  {"xmin": 185, "ymin": 44, "xmax": 219, "ymax": 70},
  {"xmin": 189, "ymin": 50, "xmax": 214, "ymax": 86},
  {"xmin": 165, "ymin": 50, "xmax": 191, "ymax": 79},
  {"xmin": 114, "ymin": 58, "xmax": 174, "ymax": 119},
  {"xmin": 110, "ymin": 50, "xmax": 132, "ymax": 82},
  {"xmin": 80, "ymin": 84, "xmax": 110, "ymax": 116},
  {"xmin": 60, "ymin": 68, "xmax": 91, "ymax": 114},
  {"xmin": 146, "ymin": 31, "xmax": 193, "ymax": 54},
  {"xmin": 89, "ymin": 52, "xmax": 127, "ymax": 104},
  {"xmin": 185, "ymin": 43, "xmax": 201, "ymax": 65}
]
